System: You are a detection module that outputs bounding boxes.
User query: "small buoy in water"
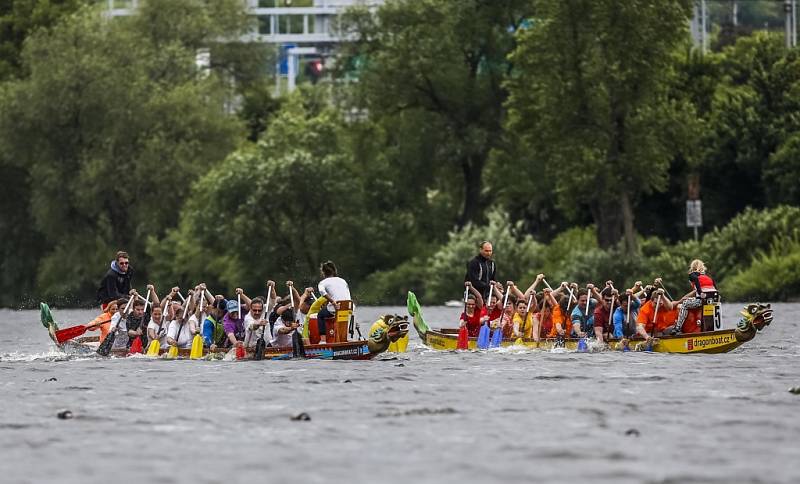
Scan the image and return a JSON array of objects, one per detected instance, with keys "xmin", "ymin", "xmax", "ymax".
[
  {"xmin": 396, "ymin": 363, "xmax": 405, "ymax": 367},
  {"xmin": 57, "ymin": 410, "xmax": 73, "ymax": 420},
  {"xmin": 342, "ymin": 379, "xmax": 352, "ymax": 383},
  {"xmin": 290, "ymin": 412, "xmax": 311, "ymax": 421},
  {"xmin": 789, "ymin": 387, "xmax": 800, "ymax": 395},
  {"xmin": 44, "ymin": 377, "xmax": 57, "ymax": 382},
  {"xmin": 625, "ymin": 428, "xmax": 640, "ymax": 437}
]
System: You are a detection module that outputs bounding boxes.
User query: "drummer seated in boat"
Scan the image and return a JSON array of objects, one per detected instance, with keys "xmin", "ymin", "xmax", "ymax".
[
  {"xmin": 316, "ymin": 261, "xmax": 352, "ymax": 342},
  {"xmin": 672, "ymin": 259, "xmax": 718, "ymax": 335}
]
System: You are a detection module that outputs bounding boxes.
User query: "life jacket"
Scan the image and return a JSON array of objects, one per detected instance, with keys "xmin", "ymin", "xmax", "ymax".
[{"xmin": 547, "ymin": 305, "xmax": 565, "ymax": 338}]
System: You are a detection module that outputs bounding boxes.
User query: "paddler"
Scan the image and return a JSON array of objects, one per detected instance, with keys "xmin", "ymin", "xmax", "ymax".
[
  {"xmin": 465, "ymin": 241, "xmax": 496, "ymax": 301},
  {"xmin": 271, "ymin": 308, "xmax": 300, "ymax": 347},
  {"xmin": 592, "ymin": 282, "xmax": 618, "ymax": 343},
  {"xmin": 570, "ymin": 285, "xmax": 601, "ymax": 338},
  {"xmin": 316, "ymin": 261, "xmax": 352, "ymax": 341},
  {"xmin": 202, "ymin": 297, "xmax": 228, "ymax": 352},
  {"xmin": 637, "ymin": 285, "xmax": 677, "ymax": 337},
  {"xmin": 459, "ymin": 281, "xmax": 487, "ymax": 337},
  {"xmin": 111, "ymin": 295, "xmax": 148, "ymax": 350},
  {"xmin": 672, "ymin": 259, "xmax": 718, "ymax": 335},
  {"xmin": 612, "ymin": 287, "xmax": 642, "ymax": 338},
  {"xmin": 223, "ymin": 288, "xmax": 249, "ymax": 350},
  {"xmin": 167, "ymin": 291, "xmax": 196, "ymax": 350},
  {"xmin": 244, "ymin": 295, "xmax": 269, "ymax": 348}
]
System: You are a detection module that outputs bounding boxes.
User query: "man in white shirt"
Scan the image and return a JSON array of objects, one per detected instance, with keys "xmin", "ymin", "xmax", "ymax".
[{"xmin": 316, "ymin": 261, "xmax": 351, "ymax": 339}]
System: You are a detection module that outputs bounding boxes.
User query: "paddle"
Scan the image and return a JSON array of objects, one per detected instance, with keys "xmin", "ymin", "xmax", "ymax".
[
  {"xmin": 287, "ymin": 286, "xmax": 306, "ymax": 358},
  {"xmin": 490, "ymin": 284, "xmax": 511, "ymax": 348},
  {"xmin": 456, "ymin": 287, "xmax": 470, "ymax": 350},
  {"xmin": 647, "ymin": 290, "xmax": 661, "ymax": 351},
  {"xmin": 235, "ymin": 293, "xmax": 246, "ymax": 360},
  {"xmin": 97, "ymin": 296, "xmax": 134, "ymax": 356},
  {"xmin": 55, "ymin": 320, "xmax": 106, "ymax": 344},
  {"xmin": 190, "ymin": 291, "xmax": 205, "ymax": 360},
  {"xmin": 167, "ymin": 298, "xmax": 190, "ymax": 358},
  {"xmin": 254, "ymin": 285, "xmax": 273, "ymax": 361},
  {"xmin": 622, "ymin": 293, "xmax": 632, "ymax": 352}
]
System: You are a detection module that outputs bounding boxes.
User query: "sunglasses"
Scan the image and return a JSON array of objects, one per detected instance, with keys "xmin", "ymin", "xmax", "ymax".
[{"xmin": 119, "ymin": 261, "xmax": 129, "ymax": 266}]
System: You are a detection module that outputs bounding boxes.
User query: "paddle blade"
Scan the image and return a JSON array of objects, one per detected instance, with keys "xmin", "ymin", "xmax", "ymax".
[
  {"xmin": 292, "ymin": 331, "xmax": 306, "ymax": 358},
  {"xmin": 490, "ymin": 327, "xmax": 502, "ymax": 348},
  {"xmin": 254, "ymin": 337, "xmax": 266, "ymax": 361},
  {"xmin": 477, "ymin": 323, "xmax": 490, "ymax": 349},
  {"xmin": 55, "ymin": 325, "xmax": 88, "ymax": 344},
  {"xmin": 577, "ymin": 337, "xmax": 588, "ymax": 352},
  {"xmin": 456, "ymin": 326, "xmax": 469, "ymax": 350},
  {"xmin": 146, "ymin": 339, "xmax": 161, "ymax": 357},
  {"xmin": 129, "ymin": 336, "xmax": 143, "ymax": 354},
  {"xmin": 235, "ymin": 345, "xmax": 245, "ymax": 360},
  {"xmin": 514, "ymin": 337, "xmax": 524, "ymax": 346},
  {"xmin": 97, "ymin": 331, "xmax": 115, "ymax": 357},
  {"xmin": 388, "ymin": 340, "xmax": 398, "ymax": 353},
  {"xmin": 167, "ymin": 345, "xmax": 179, "ymax": 359},
  {"xmin": 189, "ymin": 334, "xmax": 203, "ymax": 360}
]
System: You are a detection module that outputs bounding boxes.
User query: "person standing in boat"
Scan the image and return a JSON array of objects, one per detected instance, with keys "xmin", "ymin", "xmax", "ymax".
[
  {"xmin": 465, "ymin": 241, "xmax": 496, "ymax": 301},
  {"xmin": 672, "ymin": 259, "xmax": 718, "ymax": 335},
  {"xmin": 97, "ymin": 251, "xmax": 133, "ymax": 310},
  {"xmin": 94, "ymin": 251, "xmax": 133, "ymax": 342},
  {"xmin": 316, "ymin": 261, "xmax": 352, "ymax": 342}
]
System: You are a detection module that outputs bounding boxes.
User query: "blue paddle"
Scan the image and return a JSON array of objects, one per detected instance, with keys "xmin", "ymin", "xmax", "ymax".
[{"xmin": 477, "ymin": 322, "xmax": 490, "ymax": 349}]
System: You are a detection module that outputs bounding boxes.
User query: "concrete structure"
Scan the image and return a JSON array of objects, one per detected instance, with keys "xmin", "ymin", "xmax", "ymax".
[{"xmin": 105, "ymin": 0, "xmax": 384, "ymax": 92}]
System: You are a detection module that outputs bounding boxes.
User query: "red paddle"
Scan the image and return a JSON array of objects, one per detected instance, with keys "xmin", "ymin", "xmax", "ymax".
[
  {"xmin": 456, "ymin": 326, "xmax": 469, "ymax": 350},
  {"xmin": 55, "ymin": 322, "xmax": 103, "ymax": 344},
  {"xmin": 236, "ymin": 344, "xmax": 245, "ymax": 360},
  {"xmin": 129, "ymin": 336, "xmax": 143, "ymax": 354}
]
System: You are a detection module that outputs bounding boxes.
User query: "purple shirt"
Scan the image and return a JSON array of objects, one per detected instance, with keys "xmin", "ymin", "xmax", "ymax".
[{"xmin": 223, "ymin": 313, "xmax": 245, "ymax": 341}]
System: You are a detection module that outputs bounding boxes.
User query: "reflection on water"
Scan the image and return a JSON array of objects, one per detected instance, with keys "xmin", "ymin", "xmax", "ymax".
[{"xmin": 0, "ymin": 304, "xmax": 798, "ymax": 484}]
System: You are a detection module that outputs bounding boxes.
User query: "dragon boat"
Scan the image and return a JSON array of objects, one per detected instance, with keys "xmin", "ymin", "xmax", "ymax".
[
  {"xmin": 406, "ymin": 292, "xmax": 773, "ymax": 354},
  {"xmin": 40, "ymin": 302, "xmax": 409, "ymax": 361}
]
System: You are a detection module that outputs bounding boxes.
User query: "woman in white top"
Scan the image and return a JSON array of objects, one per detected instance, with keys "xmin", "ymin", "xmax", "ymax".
[{"xmin": 316, "ymin": 261, "xmax": 351, "ymax": 331}]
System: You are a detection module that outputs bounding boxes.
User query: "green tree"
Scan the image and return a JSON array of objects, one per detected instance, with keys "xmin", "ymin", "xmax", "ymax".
[
  {"xmin": 0, "ymin": 1, "xmax": 256, "ymax": 303},
  {"xmin": 148, "ymin": 86, "xmax": 426, "ymax": 297},
  {"xmin": 506, "ymin": 0, "xmax": 695, "ymax": 252},
  {"xmin": 338, "ymin": 0, "xmax": 535, "ymax": 227},
  {"xmin": 0, "ymin": 0, "xmax": 87, "ymax": 80}
]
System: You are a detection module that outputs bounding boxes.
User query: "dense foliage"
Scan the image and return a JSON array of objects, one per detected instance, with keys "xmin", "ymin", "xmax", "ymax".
[{"xmin": 2, "ymin": 0, "xmax": 800, "ymax": 306}]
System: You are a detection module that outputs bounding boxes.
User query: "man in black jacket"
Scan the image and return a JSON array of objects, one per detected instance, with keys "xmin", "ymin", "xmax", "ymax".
[
  {"xmin": 97, "ymin": 250, "xmax": 133, "ymax": 309},
  {"xmin": 465, "ymin": 241, "xmax": 496, "ymax": 300}
]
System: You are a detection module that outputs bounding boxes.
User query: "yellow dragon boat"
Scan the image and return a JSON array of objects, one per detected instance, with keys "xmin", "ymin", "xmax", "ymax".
[{"xmin": 406, "ymin": 292, "xmax": 773, "ymax": 354}]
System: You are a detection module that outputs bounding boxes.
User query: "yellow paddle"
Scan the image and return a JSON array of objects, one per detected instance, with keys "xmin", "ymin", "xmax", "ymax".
[
  {"xmin": 146, "ymin": 339, "xmax": 160, "ymax": 356},
  {"xmin": 190, "ymin": 292, "xmax": 204, "ymax": 359}
]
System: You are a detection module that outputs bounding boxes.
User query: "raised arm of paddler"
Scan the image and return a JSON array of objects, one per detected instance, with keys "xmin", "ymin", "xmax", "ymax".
[
  {"xmin": 630, "ymin": 280, "xmax": 644, "ymax": 298},
  {"xmin": 234, "ymin": 288, "xmax": 252, "ymax": 313},
  {"xmin": 465, "ymin": 281, "xmax": 484, "ymax": 309},
  {"xmin": 488, "ymin": 281, "xmax": 504, "ymax": 302},
  {"xmin": 266, "ymin": 280, "xmax": 277, "ymax": 306},
  {"xmin": 508, "ymin": 281, "xmax": 525, "ymax": 300},
  {"xmin": 287, "ymin": 281, "xmax": 301, "ymax": 308},
  {"xmin": 588, "ymin": 284, "xmax": 603, "ymax": 304},
  {"xmin": 144, "ymin": 284, "xmax": 160, "ymax": 309},
  {"xmin": 521, "ymin": 273, "xmax": 545, "ymax": 296}
]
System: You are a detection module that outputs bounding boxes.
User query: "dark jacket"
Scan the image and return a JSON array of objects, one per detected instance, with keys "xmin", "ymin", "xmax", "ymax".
[
  {"xmin": 465, "ymin": 255, "xmax": 496, "ymax": 299},
  {"xmin": 96, "ymin": 261, "xmax": 133, "ymax": 304}
]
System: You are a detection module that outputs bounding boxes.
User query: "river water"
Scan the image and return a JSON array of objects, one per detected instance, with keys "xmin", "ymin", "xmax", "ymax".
[{"xmin": 0, "ymin": 303, "xmax": 798, "ymax": 484}]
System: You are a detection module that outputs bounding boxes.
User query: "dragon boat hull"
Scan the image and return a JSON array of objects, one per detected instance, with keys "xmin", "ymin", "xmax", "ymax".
[
  {"xmin": 58, "ymin": 335, "xmax": 376, "ymax": 360},
  {"xmin": 406, "ymin": 292, "xmax": 773, "ymax": 355}
]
